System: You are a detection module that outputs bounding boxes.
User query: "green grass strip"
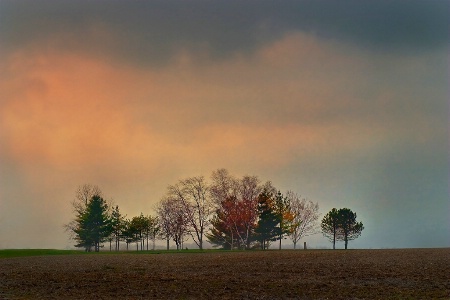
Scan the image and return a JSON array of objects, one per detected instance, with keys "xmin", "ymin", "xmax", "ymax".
[
  {"xmin": 0, "ymin": 249, "xmax": 85, "ymax": 258},
  {"xmin": 0, "ymin": 248, "xmax": 248, "ymax": 258}
]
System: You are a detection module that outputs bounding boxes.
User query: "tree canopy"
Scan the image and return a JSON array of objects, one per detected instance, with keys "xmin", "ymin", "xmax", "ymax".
[
  {"xmin": 321, "ymin": 208, "xmax": 364, "ymax": 249},
  {"xmin": 336, "ymin": 208, "xmax": 364, "ymax": 249}
]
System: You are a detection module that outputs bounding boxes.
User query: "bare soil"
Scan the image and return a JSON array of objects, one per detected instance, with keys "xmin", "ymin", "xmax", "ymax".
[{"xmin": 1, "ymin": 248, "xmax": 449, "ymax": 299}]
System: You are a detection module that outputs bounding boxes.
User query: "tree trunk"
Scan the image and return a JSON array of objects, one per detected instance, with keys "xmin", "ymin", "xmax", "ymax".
[
  {"xmin": 231, "ymin": 231, "xmax": 233, "ymax": 250},
  {"xmin": 279, "ymin": 235, "xmax": 282, "ymax": 250},
  {"xmin": 166, "ymin": 237, "xmax": 169, "ymax": 250},
  {"xmin": 333, "ymin": 229, "xmax": 336, "ymax": 250},
  {"xmin": 293, "ymin": 241, "xmax": 297, "ymax": 250}
]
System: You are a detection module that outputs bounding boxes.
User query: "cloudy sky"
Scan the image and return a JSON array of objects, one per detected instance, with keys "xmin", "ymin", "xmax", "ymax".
[{"xmin": 0, "ymin": 1, "xmax": 448, "ymax": 249}]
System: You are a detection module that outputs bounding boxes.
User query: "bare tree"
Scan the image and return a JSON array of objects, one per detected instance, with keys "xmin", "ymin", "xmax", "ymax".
[
  {"xmin": 286, "ymin": 191, "xmax": 320, "ymax": 249},
  {"xmin": 73, "ymin": 184, "xmax": 103, "ymax": 214},
  {"xmin": 145, "ymin": 215, "xmax": 160, "ymax": 251},
  {"xmin": 157, "ymin": 198, "xmax": 173, "ymax": 250},
  {"xmin": 167, "ymin": 176, "xmax": 213, "ymax": 250},
  {"xmin": 210, "ymin": 168, "xmax": 239, "ymax": 205},
  {"xmin": 210, "ymin": 170, "xmax": 271, "ymax": 208},
  {"xmin": 156, "ymin": 197, "xmax": 188, "ymax": 250},
  {"xmin": 239, "ymin": 175, "xmax": 262, "ymax": 202}
]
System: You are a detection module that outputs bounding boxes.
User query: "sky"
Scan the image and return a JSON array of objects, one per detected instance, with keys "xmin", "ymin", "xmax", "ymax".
[{"xmin": 0, "ymin": 0, "xmax": 448, "ymax": 250}]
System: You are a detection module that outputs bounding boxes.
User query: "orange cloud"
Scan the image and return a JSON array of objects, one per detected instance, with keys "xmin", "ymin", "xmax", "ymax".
[
  {"xmin": 2, "ymin": 52, "xmax": 156, "ymax": 167},
  {"xmin": 0, "ymin": 33, "xmax": 395, "ymax": 179},
  {"xmin": 2, "ymin": 30, "xmax": 437, "ymax": 196}
]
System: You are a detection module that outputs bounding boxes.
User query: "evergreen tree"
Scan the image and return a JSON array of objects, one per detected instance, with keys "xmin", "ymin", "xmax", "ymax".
[
  {"xmin": 336, "ymin": 208, "xmax": 364, "ymax": 249},
  {"xmin": 121, "ymin": 219, "xmax": 136, "ymax": 251},
  {"xmin": 74, "ymin": 195, "xmax": 111, "ymax": 252},
  {"xmin": 321, "ymin": 208, "xmax": 364, "ymax": 249},
  {"xmin": 206, "ymin": 207, "xmax": 234, "ymax": 250},
  {"xmin": 321, "ymin": 208, "xmax": 340, "ymax": 250},
  {"xmin": 254, "ymin": 190, "xmax": 280, "ymax": 250}
]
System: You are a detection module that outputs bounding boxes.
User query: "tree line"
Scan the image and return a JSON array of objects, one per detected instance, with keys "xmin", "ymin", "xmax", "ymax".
[{"xmin": 65, "ymin": 169, "xmax": 363, "ymax": 252}]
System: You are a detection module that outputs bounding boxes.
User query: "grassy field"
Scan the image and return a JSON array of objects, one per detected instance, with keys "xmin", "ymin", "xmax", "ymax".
[
  {"xmin": 0, "ymin": 249, "xmax": 87, "ymax": 258},
  {"xmin": 0, "ymin": 248, "xmax": 210, "ymax": 258},
  {"xmin": 1, "ymin": 248, "xmax": 449, "ymax": 299}
]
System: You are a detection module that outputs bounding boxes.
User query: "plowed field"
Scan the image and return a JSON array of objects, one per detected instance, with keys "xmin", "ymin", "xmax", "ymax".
[{"xmin": 1, "ymin": 248, "xmax": 449, "ymax": 299}]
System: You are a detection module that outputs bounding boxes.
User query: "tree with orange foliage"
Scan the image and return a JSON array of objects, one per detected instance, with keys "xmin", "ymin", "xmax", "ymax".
[{"xmin": 273, "ymin": 191, "xmax": 294, "ymax": 250}]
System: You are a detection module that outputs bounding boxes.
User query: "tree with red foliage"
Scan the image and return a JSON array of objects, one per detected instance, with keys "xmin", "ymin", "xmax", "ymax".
[{"xmin": 207, "ymin": 195, "xmax": 259, "ymax": 250}]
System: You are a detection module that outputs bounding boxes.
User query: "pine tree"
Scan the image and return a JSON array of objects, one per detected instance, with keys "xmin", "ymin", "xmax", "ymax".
[
  {"xmin": 206, "ymin": 210, "xmax": 234, "ymax": 250},
  {"xmin": 321, "ymin": 208, "xmax": 340, "ymax": 250},
  {"xmin": 321, "ymin": 208, "xmax": 364, "ymax": 249},
  {"xmin": 336, "ymin": 208, "xmax": 364, "ymax": 249},
  {"xmin": 255, "ymin": 190, "xmax": 280, "ymax": 250},
  {"xmin": 74, "ymin": 195, "xmax": 111, "ymax": 252}
]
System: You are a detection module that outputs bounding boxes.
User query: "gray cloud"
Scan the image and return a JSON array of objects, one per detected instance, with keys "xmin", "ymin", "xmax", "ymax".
[{"xmin": 1, "ymin": 0, "xmax": 447, "ymax": 66}]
